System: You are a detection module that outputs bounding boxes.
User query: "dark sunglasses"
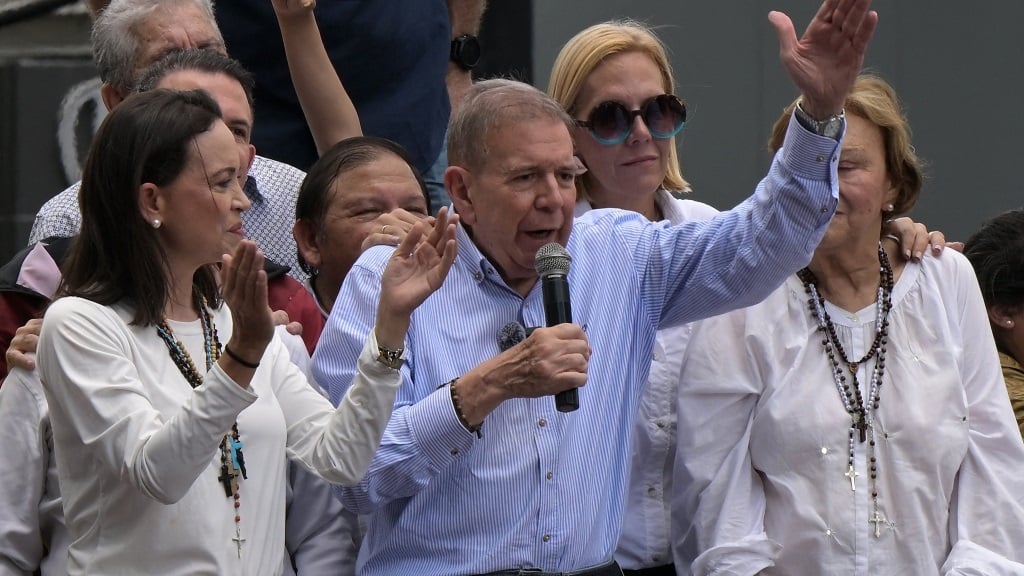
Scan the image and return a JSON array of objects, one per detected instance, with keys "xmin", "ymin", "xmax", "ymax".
[{"xmin": 575, "ymin": 94, "xmax": 687, "ymax": 146}]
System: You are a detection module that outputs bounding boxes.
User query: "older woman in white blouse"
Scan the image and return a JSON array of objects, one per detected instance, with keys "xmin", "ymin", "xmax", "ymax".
[{"xmin": 673, "ymin": 75, "xmax": 1024, "ymax": 575}]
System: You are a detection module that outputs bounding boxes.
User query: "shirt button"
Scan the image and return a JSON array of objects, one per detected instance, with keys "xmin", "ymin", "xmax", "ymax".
[
  {"xmin": 473, "ymin": 272, "xmax": 483, "ymax": 280},
  {"xmin": 655, "ymin": 420, "xmax": 665, "ymax": 429},
  {"xmin": 816, "ymin": 154, "xmax": 825, "ymax": 163},
  {"xmin": 820, "ymin": 447, "xmax": 828, "ymax": 455},
  {"xmin": 647, "ymin": 486, "xmax": 657, "ymax": 496},
  {"xmin": 542, "ymin": 534, "xmax": 550, "ymax": 542},
  {"xmin": 820, "ymin": 205, "xmax": 829, "ymax": 213},
  {"xmin": 450, "ymin": 448, "xmax": 459, "ymax": 456},
  {"xmin": 546, "ymin": 471, "xmax": 553, "ymax": 480},
  {"xmin": 826, "ymin": 529, "xmax": 833, "ymax": 536},
  {"xmin": 538, "ymin": 418, "xmax": 547, "ymax": 427}
]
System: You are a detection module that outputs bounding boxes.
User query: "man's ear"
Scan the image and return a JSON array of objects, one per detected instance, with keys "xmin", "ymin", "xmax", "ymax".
[
  {"xmin": 244, "ymin": 144, "xmax": 256, "ymax": 174},
  {"xmin": 100, "ymin": 83, "xmax": 127, "ymax": 112},
  {"xmin": 293, "ymin": 219, "xmax": 322, "ymax": 271},
  {"xmin": 137, "ymin": 182, "xmax": 164, "ymax": 227},
  {"xmin": 446, "ymin": 166, "xmax": 476, "ymax": 226}
]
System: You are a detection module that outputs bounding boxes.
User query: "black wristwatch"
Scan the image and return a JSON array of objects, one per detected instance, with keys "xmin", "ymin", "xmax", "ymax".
[{"xmin": 450, "ymin": 34, "xmax": 481, "ymax": 71}]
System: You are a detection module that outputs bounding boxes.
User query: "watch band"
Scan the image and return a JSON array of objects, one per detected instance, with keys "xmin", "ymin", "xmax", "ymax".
[
  {"xmin": 450, "ymin": 34, "xmax": 481, "ymax": 71},
  {"xmin": 794, "ymin": 101, "xmax": 845, "ymax": 141},
  {"xmin": 376, "ymin": 344, "xmax": 405, "ymax": 370}
]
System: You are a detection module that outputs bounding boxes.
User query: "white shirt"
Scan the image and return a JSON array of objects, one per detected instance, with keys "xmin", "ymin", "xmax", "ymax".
[
  {"xmin": 0, "ymin": 368, "xmax": 68, "ymax": 576},
  {"xmin": 0, "ymin": 326, "xmax": 355, "ymax": 576},
  {"xmin": 576, "ymin": 190, "xmax": 719, "ymax": 570},
  {"xmin": 674, "ymin": 251, "xmax": 1024, "ymax": 575},
  {"xmin": 37, "ymin": 297, "xmax": 401, "ymax": 576}
]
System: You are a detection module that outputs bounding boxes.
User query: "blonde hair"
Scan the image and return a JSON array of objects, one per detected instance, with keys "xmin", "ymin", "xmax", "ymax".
[
  {"xmin": 768, "ymin": 74, "xmax": 923, "ymax": 215},
  {"xmin": 548, "ymin": 20, "xmax": 690, "ymax": 200}
]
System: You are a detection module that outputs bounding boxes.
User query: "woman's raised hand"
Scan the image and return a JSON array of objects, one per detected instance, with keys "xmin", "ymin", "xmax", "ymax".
[
  {"xmin": 221, "ymin": 240, "xmax": 274, "ymax": 373},
  {"xmin": 374, "ymin": 207, "xmax": 458, "ymax": 348}
]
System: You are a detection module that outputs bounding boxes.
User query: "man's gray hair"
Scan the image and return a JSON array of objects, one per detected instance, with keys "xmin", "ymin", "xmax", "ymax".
[
  {"xmin": 92, "ymin": 0, "xmax": 223, "ymax": 94},
  {"xmin": 447, "ymin": 79, "xmax": 574, "ymax": 172}
]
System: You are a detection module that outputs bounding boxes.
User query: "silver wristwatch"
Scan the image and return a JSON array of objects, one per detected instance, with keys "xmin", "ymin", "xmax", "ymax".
[
  {"xmin": 794, "ymin": 101, "xmax": 844, "ymax": 140},
  {"xmin": 376, "ymin": 344, "xmax": 405, "ymax": 370}
]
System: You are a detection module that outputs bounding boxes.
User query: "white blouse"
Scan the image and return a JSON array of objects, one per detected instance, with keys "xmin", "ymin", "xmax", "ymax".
[
  {"xmin": 674, "ymin": 251, "xmax": 1024, "ymax": 575},
  {"xmin": 37, "ymin": 297, "xmax": 400, "ymax": 576}
]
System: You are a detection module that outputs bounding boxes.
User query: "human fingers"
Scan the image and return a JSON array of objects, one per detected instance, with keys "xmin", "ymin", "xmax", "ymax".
[
  {"xmin": 424, "ymin": 206, "xmax": 450, "ymax": 249},
  {"xmin": 883, "ymin": 217, "xmax": 928, "ymax": 261},
  {"xmin": 927, "ymin": 230, "xmax": 949, "ymax": 255},
  {"xmin": 6, "ymin": 320, "xmax": 42, "ymax": 371},
  {"xmin": 6, "ymin": 348, "xmax": 35, "ymax": 371},
  {"xmin": 271, "ymin": 309, "xmax": 291, "ymax": 327},
  {"xmin": 768, "ymin": 11, "xmax": 798, "ymax": 61},
  {"xmin": 393, "ymin": 221, "xmax": 426, "ymax": 260}
]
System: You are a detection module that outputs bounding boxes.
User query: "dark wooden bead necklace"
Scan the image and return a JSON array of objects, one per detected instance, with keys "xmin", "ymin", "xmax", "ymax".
[
  {"xmin": 797, "ymin": 243, "xmax": 893, "ymax": 538},
  {"xmin": 155, "ymin": 296, "xmax": 249, "ymax": 557}
]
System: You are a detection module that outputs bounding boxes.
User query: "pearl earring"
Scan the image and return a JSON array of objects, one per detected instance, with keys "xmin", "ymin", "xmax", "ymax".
[
  {"xmin": 151, "ymin": 219, "xmax": 162, "ymax": 229},
  {"xmin": 883, "ymin": 203, "xmax": 894, "ymax": 212},
  {"xmin": 1007, "ymin": 320, "xmax": 1015, "ymax": 327}
]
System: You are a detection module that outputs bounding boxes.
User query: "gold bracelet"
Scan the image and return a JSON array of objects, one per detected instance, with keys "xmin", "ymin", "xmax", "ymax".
[{"xmin": 448, "ymin": 378, "xmax": 482, "ymax": 438}]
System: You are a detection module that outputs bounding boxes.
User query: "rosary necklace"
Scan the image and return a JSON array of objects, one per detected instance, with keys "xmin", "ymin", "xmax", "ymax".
[
  {"xmin": 156, "ymin": 296, "xmax": 249, "ymax": 557},
  {"xmin": 797, "ymin": 243, "xmax": 893, "ymax": 538}
]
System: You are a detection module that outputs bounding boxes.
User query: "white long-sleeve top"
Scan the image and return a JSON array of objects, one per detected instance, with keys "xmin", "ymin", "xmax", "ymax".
[
  {"xmin": 674, "ymin": 251, "xmax": 1024, "ymax": 575},
  {"xmin": 0, "ymin": 367, "xmax": 68, "ymax": 576},
  {"xmin": 37, "ymin": 297, "xmax": 401, "ymax": 576},
  {"xmin": 576, "ymin": 191, "xmax": 719, "ymax": 570},
  {"xmin": 0, "ymin": 326, "xmax": 357, "ymax": 576}
]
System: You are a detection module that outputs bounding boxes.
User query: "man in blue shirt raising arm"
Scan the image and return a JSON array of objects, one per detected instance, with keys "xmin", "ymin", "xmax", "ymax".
[{"xmin": 312, "ymin": 1, "xmax": 878, "ymax": 574}]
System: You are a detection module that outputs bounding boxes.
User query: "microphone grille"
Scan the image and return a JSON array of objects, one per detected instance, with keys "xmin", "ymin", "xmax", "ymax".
[{"xmin": 534, "ymin": 242, "xmax": 571, "ymax": 277}]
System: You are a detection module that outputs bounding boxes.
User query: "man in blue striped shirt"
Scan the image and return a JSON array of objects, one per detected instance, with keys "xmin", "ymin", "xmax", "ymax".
[{"xmin": 312, "ymin": 1, "xmax": 878, "ymax": 573}]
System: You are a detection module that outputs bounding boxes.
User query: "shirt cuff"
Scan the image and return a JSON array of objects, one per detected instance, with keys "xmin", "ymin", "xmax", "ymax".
[
  {"xmin": 406, "ymin": 385, "xmax": 477, "ymax": 470},
  {"xmin": 779, "ymin": 107, "xmax": 843, "ymax": 189}
]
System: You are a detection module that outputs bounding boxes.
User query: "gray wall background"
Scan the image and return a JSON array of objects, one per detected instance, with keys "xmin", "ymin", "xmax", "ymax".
[
  {"xmin": 533, "ymin": 1, "xmax": 1024, "ymax": 242},
  {"xmin": 2, "ymin": 2, "xmax": 1022, "ymax": 265}
]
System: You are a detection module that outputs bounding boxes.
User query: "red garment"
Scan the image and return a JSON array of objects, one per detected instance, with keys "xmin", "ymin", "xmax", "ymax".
[
  {"xmin": 0, "ymin": 292, "xmax": 47, "ymax": 382},
  {"xmin": 267, "ymin": 274, "xmax": 324, "ymax": 356}
]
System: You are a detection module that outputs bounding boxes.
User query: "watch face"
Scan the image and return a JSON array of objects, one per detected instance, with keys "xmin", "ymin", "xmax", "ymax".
[{"xmin": 452, "ymin": 35, "xmax": 481, "ymax": 69}]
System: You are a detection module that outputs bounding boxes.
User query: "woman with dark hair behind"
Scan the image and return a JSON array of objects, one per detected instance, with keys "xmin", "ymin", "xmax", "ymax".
[
  {"xmin": 36, "ymin": 89, "xmax": 457, "ymax": 575},
  {"xmin": 964, "ymin": 209, "xmax": 1024, "ymax": 438}
]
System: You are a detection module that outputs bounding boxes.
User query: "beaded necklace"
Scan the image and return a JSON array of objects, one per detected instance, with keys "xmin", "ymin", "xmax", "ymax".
[
  {"xmin": 797, "ymin": 243, "xmax": 893, "ymax": 538},
  {"xmin": 155, "ymin": 296, "xmax": 249, "ymax": 557}
]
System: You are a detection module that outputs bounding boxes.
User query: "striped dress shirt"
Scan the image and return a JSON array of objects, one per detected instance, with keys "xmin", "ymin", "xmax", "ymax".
[
  {"xmin": 28, "ymin": 155, "xmax": 308, "ymax": 283},
  {"xmin": 311, "ymin": 117, "xmax": 841, "ymax": 575}
]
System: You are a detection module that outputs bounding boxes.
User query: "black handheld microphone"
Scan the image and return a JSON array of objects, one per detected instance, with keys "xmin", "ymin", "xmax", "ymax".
[{"xmin": 534, "ymin": 242, "xmax": 578, "ymax": 413}]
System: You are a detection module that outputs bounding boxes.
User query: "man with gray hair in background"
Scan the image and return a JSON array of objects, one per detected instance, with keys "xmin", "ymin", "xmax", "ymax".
[{"xmin": 30, "ymin": 0, "xmax": 308, "ymax": 283}]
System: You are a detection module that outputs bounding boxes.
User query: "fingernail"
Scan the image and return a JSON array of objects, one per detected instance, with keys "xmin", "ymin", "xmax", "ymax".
[
  {"xmin": 904, "ymin": 250, "xmax": 912, "ymax": 260},
  {"xmin": 932, "ymin": 243, "xmax": 943, "ymax": 253},
  {"xmin": 913, "ymin": 251, "xmax": 923, "ymax": 260}
]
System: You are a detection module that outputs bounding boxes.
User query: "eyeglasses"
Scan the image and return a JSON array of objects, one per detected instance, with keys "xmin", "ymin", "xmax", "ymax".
[{"xmin": 575, "ymin": 94, "xmax": 687, "ymax": 146}]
